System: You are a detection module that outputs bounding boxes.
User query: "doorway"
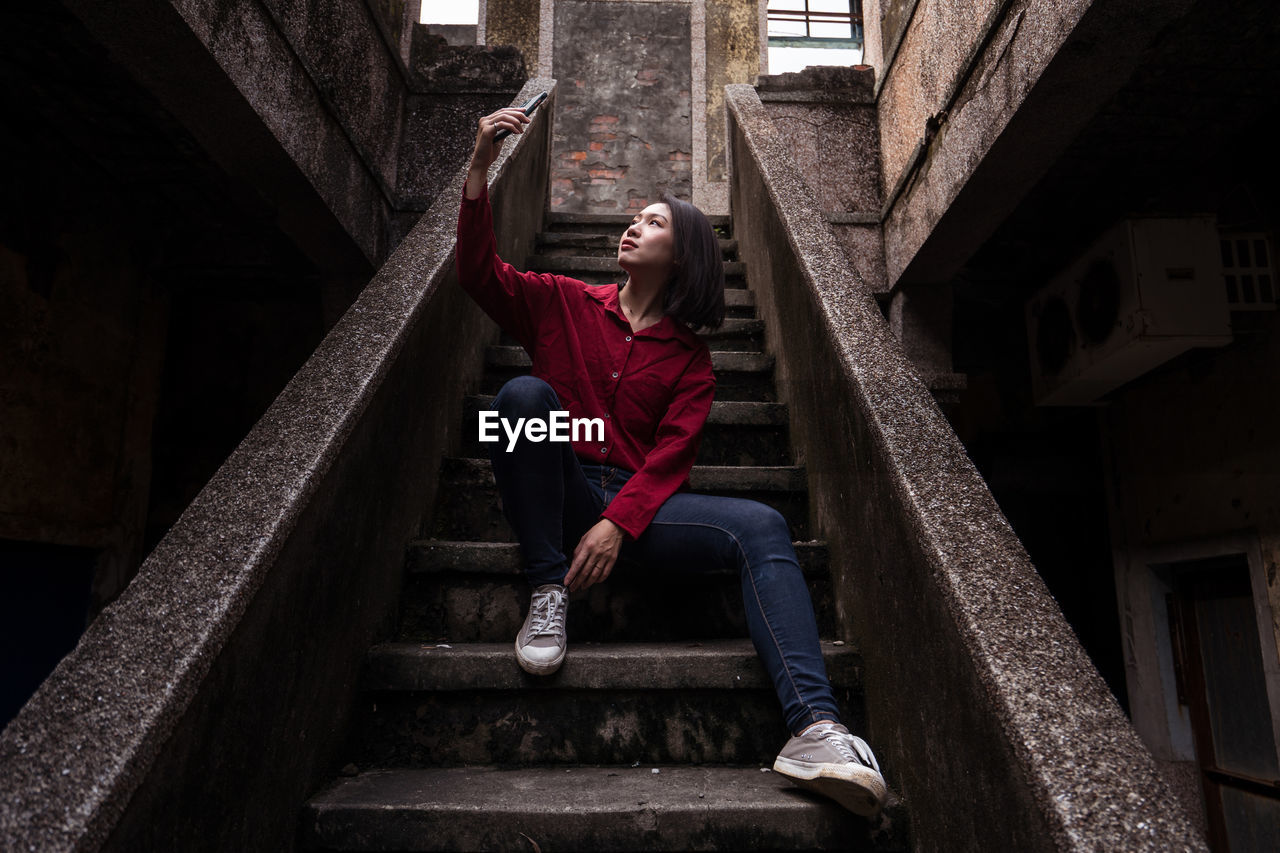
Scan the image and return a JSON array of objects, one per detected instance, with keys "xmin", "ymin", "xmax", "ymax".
[{"xmin": 1164, "ymin": 553, "xmax": 1280, "ymax": 851}]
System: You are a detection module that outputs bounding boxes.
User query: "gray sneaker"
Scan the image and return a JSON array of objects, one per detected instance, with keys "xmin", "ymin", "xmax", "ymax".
[
  {"xmin": 515, "ymin": 583, "xmax": 568, "ymax": 675},
  {"xmin": 773, "ymin": 721, "xmax": 887, "ymax": 817}
]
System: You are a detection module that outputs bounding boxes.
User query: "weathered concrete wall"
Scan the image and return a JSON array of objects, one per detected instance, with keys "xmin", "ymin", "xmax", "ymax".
[
  {"xmin": 370, "ymin": 0, "xmax": 422, "ymax": 64},
  {"xmin": 397, "ymin": 25, "xmax": 529, "ymax": 240},
  {"xmin": 1, "ymin": 0, "xmax": 528, "ymax": 761},
  {"xmin": 726, "ymin": 82, "xmax": 1205, "ymax": 853},
  {"xmin": 0, "ymin": 80, "xmax": 555, "ymax": 852},
  {"xmin": 756, "ymin": 66, "xmax": 886, "ymax": 294},
  {"xmin": 0, "ymin": 4, "xmax": 335, "ymax": 638},
  {"xmin": 60, "ymin": 0, "xmax": 526, "ymax": 274},
  {"xmin": 870, "ymin": 0, "xmax": 916, "ymax": 73},
  {"xmin": 550, "ymin": 0, "xmax": 692, "ymax": 212},
  {"xmin": 1, "ymin": 0, "xmax": 526, "ymax": 626},
  {"xmin": 859, "ymin": 0, "xmax": 885, "ymax": 69},
  {"xmin": 875, "ymin": 0, "xmax": 1002, "ymax": 198},
  {"xmin": 60, "ymin": 0, "xmax": 399, "ymax": 274},
  {"xmin": 867, "ymin": 0, "xmax": 1196, "ymax": 288}
]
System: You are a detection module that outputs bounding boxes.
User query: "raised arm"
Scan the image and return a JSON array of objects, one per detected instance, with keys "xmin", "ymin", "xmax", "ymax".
[{"xmin": 456, "ymin": 107, "xmax": 554, "ymax": 353}]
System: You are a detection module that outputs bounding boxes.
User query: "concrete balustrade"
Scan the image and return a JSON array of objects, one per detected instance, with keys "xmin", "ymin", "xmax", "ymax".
[
  {"xmin": 725, "ymin": 81, "xmax": 1204, "ymax": 853},
  {"xmin": 0, "ymin": 79, "xmax": 556, "ymax": 853}
]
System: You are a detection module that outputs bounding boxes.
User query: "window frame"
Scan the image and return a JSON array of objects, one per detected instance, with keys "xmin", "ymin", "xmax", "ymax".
[{"xmin": 766, "ymin": 0, "xmax": 864, "ymax": 49}]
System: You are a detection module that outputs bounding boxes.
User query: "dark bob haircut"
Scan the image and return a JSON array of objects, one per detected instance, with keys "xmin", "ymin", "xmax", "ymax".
[{"xmin": 645, "ymin": 193, "xmax": 726, "ymax": 334}]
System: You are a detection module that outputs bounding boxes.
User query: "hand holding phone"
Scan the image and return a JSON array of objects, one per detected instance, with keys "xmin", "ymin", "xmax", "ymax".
[{"xmin": 494, "ymin": 90, "xmax": 549, "ymax": 140}]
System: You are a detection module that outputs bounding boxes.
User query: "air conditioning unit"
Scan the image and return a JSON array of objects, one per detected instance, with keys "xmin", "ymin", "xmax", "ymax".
[{"xmin": 1025, "ymin": 216, "xmax": 1233, "ymax": 406}]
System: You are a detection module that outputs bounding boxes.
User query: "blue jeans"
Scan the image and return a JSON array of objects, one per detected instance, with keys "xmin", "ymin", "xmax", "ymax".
[{"xmin": 486, "ymin": 375, "xmax": 842, "ymax": 736}]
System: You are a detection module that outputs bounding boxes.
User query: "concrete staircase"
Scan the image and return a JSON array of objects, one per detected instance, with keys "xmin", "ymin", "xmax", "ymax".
[{"xmin": 298, "ymin": 212, "xmax": 910, "ymax": 851}]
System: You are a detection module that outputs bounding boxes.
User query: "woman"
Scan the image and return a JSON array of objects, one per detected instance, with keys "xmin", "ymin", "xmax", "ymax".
[{"xmin": 455, "ymin": 106, "xmax": 887, "ymax": 819}]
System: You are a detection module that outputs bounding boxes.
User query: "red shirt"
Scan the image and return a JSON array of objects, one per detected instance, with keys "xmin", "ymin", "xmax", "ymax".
[{"xmin": 455, "ymin": 182, "xmax": 716, "ymax": 541}]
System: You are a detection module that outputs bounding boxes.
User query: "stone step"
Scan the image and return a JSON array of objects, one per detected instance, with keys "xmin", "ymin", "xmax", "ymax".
[
  {"xmin": 465, "ymin": 394, "xmax": 787, "ymax": 427},
  {"xmin": 396, "ymin": 569, "xmax": 836, "ymax": 643},
  {"xmin": 438, "ymin": 455, "xmax": 806, "ymax": 491},
  {"xmin": 557, "ymin": 281, "xmax": 751, "ymax": 309},
  {"xmin": 300, "ymin": 765, "xmax": 908, "ymax": 852},
  {"xmin": 548, "ymin": 269, "xmax": 750, "ymax": 289},
  {"xmin": 459, "ymin": 395, "xmax": 792, "ymax": 467},
  {"xmin": 397, "ymin": 540, "xmax": 834, "ymax": 643},
  {"xmin": 346, "ymin": 641, "xmax": 862, "ymax": 767},
  {"xmin": 484, "ymin": 345, "xmax": 773, "ymax": 374},
  {"xmin": 498, "ymin": 318, "xmax": 761, "ymax": 352},
  {"xmin": 464, "ymin": 424, "xmax": 793, "ymax": 468},
  {"xmin": 493, "ymin": 314, "xmax": 760, "ymax": 337},
  {"xmin": 480, "ymin": 346, "xmax": 778, "ymax": 403},
  {"xmin": 549, "ymin": 210, "xmax": 732, "ymax": 229},
  {"xmin": 699, "ymin": 317, "xmax": 764, "ymax": 338},
  {"xmin": 429, "ymin": 458, "xmax": 811, "ymax": 542},
  {"xmin": 526, "ymin": 255, "xmax": 747, "ymax": 278},
  {"xmin": 404, "ymin": 538, "xmax": 830, "ymax": 576},
  {"xmin": 537, "ymin": 231, "xmax": 738, "ymax": 258},
  {"xmin": 362, "ymin": 639, "xmax": 857, "ymax": 692}
]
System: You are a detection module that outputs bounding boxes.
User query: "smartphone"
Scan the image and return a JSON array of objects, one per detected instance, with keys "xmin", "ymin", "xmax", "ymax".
[{"xmin": 494, "ymin": 90, "xmax": 549, "ymax": 140}]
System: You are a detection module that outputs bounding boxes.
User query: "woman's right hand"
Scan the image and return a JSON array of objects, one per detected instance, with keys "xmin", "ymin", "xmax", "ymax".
[{"xmin": 469, "ymin": 107, "xmax": 532, "ymax": 172}]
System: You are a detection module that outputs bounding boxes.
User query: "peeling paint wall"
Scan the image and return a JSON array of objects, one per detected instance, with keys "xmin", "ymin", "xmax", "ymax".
[
  {"xmin": 484, "ymin": 0, "xmax": 541, "ymax": 74},
  {"xmin": 550, "ymin": 0, "xmax": 692, "ymax": 212},
  {"xmin": 704, "ymin": 0, "xmax": 758, "ymax": 183}
]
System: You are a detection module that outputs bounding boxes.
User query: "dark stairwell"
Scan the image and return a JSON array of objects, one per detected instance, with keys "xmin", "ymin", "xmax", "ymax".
[
  {"xmin": 297, "ymin": 212, "xmax": 909, "ymax": 850},
  {"xmin": 0, "ymin": 73, "xmax": 1205, "ymax": 852}
]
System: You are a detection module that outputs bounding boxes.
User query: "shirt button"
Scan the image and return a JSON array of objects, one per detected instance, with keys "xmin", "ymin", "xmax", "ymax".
[
  {"xmin": 600, "ymin": 447, "xmax": 607, "ymax": 454},
  {"xmin": 625, "ymin": 336, "xmax": 632, "ymax": 342},
  {"xmin": 604, "ymin": 413, "xmax": 610, "ymax": 418},
  {"xmin": 611, "ymin": 371, "xmax": 619, "ymax": 378}
]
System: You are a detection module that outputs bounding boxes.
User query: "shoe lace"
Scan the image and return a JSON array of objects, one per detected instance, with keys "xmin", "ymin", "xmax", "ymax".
[
  {"xmin": 817, "ymin": 726, "xmax": 882, "ymax": 774},
  {"xmin": 527, "ymin": 586, "xmax": 567, "ymax": 637}
]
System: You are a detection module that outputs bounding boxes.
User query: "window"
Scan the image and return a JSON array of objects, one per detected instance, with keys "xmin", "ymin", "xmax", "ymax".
[
  {"xmin": 420, "ymin": 0, "xmax": 478, "ymax": 25},
  {"xmin": 766, "ymin": 0, "xmax": 863, "ymax": 74},
  {"xmin": 768, "ymin": 0, "xmax": 862, "ymax": 44},
  {"xmin": 1220, "ymin": 232, "xmax": 1276, "ymax": 310}
]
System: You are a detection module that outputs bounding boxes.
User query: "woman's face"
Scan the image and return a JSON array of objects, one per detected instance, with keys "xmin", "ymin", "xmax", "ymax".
[{"xmin": 617, "ymin": 203, "xmax": 675, "ymax": 276}]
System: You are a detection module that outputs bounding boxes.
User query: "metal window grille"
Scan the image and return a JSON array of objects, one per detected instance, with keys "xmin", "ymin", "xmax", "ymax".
[
  {"xmin": 1220, "ymin": 232, "xmax": 1276, "ymax": 310},
  {"xmin": 767, "ymin": 0, "xmax": 863, "ymax": 48}
]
